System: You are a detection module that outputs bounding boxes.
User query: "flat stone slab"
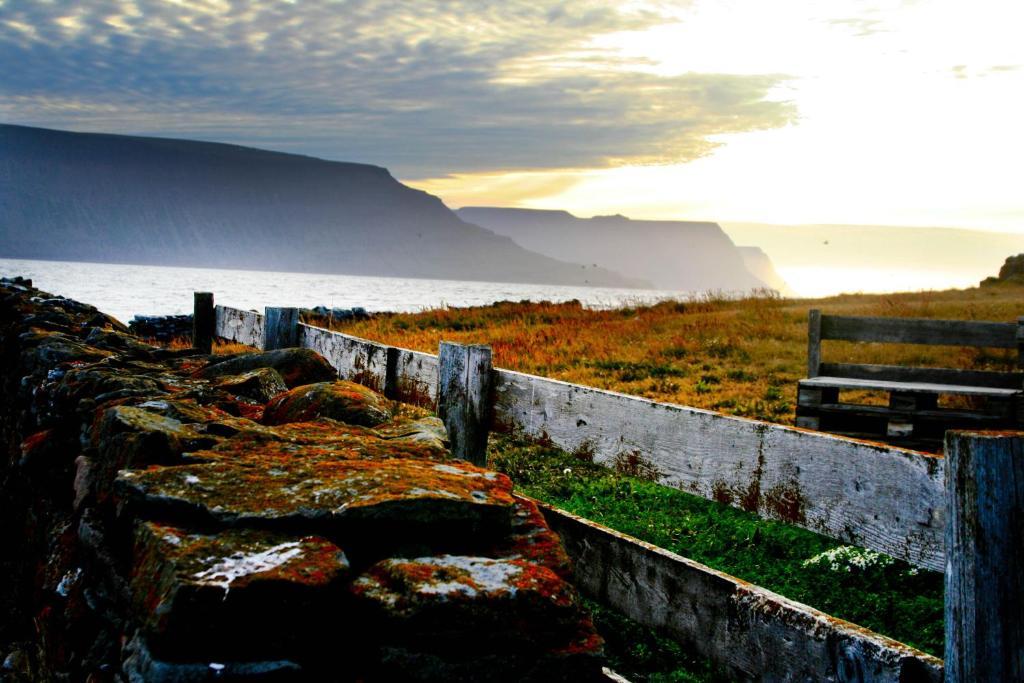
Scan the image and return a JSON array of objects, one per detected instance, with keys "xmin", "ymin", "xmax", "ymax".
[
  {"xmin": 184, "ymin": 423, "xmax": 449, "ymax": 466},
  {"xmin": 132, "ymin": 522, "xmax": 350, "ymax": 661},
  {"xmin": 215, "ymin": 367, "xmax": 288, "ymax": 403},
  {"xmin": 196, "ymin": 348, "xmax": 337, "ymax": 388},
  {"xmin": 351, "ymin": 553, "xmax": 605, "ymax": 680},
  {"xmin": 117, "ymin": 458, "xmax": 515, "ymax": 545},
  {"xmin": 351, "ymin": 554, "xmax": 588, "ymax": 652}
]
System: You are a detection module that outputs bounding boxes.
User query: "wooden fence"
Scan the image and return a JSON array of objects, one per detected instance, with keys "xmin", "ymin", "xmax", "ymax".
[{"xmin": 207, "ymin": 296, "xmax": 1023, "ymax": 682}]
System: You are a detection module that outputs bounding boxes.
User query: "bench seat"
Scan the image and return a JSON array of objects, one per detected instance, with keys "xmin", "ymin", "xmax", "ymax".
[
  {"xmin": 797, "ymin": 310, "xmax": 1023, "ymax": 446},
  {"xmin": 799, "ymin": 376, "xmax": 1022, "ymax": 398}
]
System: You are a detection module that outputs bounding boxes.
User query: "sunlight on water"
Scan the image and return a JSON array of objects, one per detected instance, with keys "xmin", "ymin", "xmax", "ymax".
[
  {"xmin": 779, "ymin": 266, "xmax": 980, "ymax": 298},
  {"xmin": 0, "ymin": 258, "xmax": 703, "ymax": 324}
]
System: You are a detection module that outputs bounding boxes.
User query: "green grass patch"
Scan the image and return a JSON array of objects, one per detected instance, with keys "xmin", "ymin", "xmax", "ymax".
[
  {"xmin": 583, "ymin": 597, "xmax": 724, "ymax": 682},
  {"xmin": 489, "ymin": 432, "xmax": 944, "ymax": 673}
]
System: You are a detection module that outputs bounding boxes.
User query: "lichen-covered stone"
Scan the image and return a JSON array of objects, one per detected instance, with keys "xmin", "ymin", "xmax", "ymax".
[
  {"xmin": 131, "ymin": 522, "xmax": 349, "ymax": 661},
  {"xmin": 84, "ymin": 327, "xmax": 161, "ymax": 357},
  {"xmin": 375, "ymin": 416, "xmax": 448, "ymax": 450},
  {"xmin": 116, "ymin": 458, "xmax": 515, "ymax": 548},
  {"xmin": 18, "ymin": 330, "xmax": 113, "ymax": 374},
  {"xmin": 52, "ymin": 365, "xmax": 166, "ymax": 411},
  {"xmin": 490, "ymin": 497, "xmax": 574, "ymax": 581},
  {"xmin": 129, "ymin": 398, "xmax": 235, "ymax": 426},
  {"xmin": 350, "ymin": 554, "xmax": 604, "ymax": 678},
  {"xmin": 91, "ymin": 405, "xmax": 220, "ymax": 503},
  {"xmin": 197, "ymin": 348, "xmax": 336, "ymax": 388},
  {"xmin": 95, "ymin": 405, "xmax": 219, "ymax": 468},
  {"xmin": 262, "ymin": 381, "xmax": 393, "ymax": 428},
  {"xmin": 215, "ymin": 368, "xmax": 288, "ymax": 403}
]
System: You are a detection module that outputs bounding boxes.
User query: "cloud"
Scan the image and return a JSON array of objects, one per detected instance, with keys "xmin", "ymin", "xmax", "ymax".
[
  {"xmin": 827, "ymin": 16, "xmax": 887, "ymax": 37},
  {"xmin": 0, "ymin": 0, "xmax": 794, "ymax": 177}
]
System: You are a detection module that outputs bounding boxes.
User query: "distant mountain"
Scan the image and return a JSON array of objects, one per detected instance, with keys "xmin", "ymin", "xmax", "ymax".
[
  {"xmin": 722, "ymin": 222, "xmax": 1024, "ymax": 296},
  {"xmin": 456, "ymin": 208, "xmax": 775, "ymax": 293},
  {"xmin": 0, "ymin": 124, "xmax": 643, "ymax": 288}
]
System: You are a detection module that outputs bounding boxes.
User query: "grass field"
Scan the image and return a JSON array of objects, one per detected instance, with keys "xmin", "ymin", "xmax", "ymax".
[{"xmin": 328, "ymin": 283, "xmax": 1023, "ymax": 424}]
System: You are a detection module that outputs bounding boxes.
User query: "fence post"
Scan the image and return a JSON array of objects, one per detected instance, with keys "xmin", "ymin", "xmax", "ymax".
[
  {"xmin": 1016, "ymin": 316, "xmax": 1023, "ymax": 369},
  {"xmin": 264, "ymin": 307, "xmax": 300, "ymax": 350},
  {"xmin": 944, "ymin": 431, "xmax": 1024, "ymax": 683},
  {"xmin": 384, "ymin": 347, "xmax": 401, "ymax": 400},
  {"xmin": 438, "ymin": 342, "xmax": 493, "ymax": 466},
  {"xmin": 806, "ymin": 309, "xmax": 822, "ymax": 378},
  {"xmin": 193, "ymin": 292, "xmax": 214, "ymax": 354}
]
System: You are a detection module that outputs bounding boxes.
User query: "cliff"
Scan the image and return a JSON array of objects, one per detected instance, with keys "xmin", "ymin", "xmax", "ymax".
[
  {"xmin": 736, "ymin": 246, "xmax": 794, "ymax": 296},
  {"xmin": 0, "ymin": 125, "xmax": 642, "ymax": 288},
  {"xmin": 456, "ymin": 207, "xmax": 774, "ymax": 293},
  {"xmin": 0, "ymin": 277, "xmax": 603, "ymax": 681}
]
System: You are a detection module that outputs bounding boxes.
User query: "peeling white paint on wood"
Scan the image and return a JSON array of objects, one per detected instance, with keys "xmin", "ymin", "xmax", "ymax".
[
  {"xmin": 214, "ymin": 305, "xmax": 264, "ymax": 349},
  {"xmin": 536, "ymin": 499, "xmax": 943, "ymax": 683},
  {"xmin": 390, "ymin": 346, "xmax": 438, "ymax": 408},
  {"xmin": 298, "ymin": 324, "xmax": 388, "ymax": 392},
  {"xmin": 495, "ymin": 369, "xmax": 946, "ymax": 571}
]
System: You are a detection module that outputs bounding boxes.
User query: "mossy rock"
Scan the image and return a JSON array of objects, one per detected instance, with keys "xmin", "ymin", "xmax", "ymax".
[
  {"xmin": 215, "ymin": 367, "xmax": 288, "ymax": 403},
  {"xmin": 197, "ymin": 348, "xmax": 336, "ymax": 388},
  {"xmin": 187, "ymin": 426, "xmax": 449, "ymax": 466},
  {"xmin": 262, "ymin": 381, "xmax": 392, "ymax": 428},
  {"xmin": 131, "ymin": 522, "xmax": 350, "ymax": 662},
  {"xmin": 351, "ymin": 554, "xmax": 604, "ymax": 679},
  {"xmin": 375, "ymin": 416, "xmax": 448, "ymax": 450},
  {"xmin": 85, "ymin": 327, "xmax": 161, "ymax": 356},
  {"xmin": 116, "ymin": 457, "xmax": 515, "ymax": 554},
  {"xmin": 488, "ymin": 497, "xmax": 573, "ymax": 581}
]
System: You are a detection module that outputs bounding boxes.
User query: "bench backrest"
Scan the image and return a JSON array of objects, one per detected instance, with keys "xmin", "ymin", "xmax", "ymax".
[{"xmin": 807, "ymin": 310, "xmax": 1024, "ymax": 388}]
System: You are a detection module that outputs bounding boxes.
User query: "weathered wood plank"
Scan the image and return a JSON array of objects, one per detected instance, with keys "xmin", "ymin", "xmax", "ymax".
[
  {"xmin": 820, "ymin": 315, "xmax": 1017, "ymax": 348},
  {"xmin": 819, "ymin": 362, "xmax": 1024, "ymax": 389},
  {"xmin": 807, "ymin": 309, "xmax": 822, "ymax": 377},
  {"xmin": 807, "ymin": 403, "xmax": 1005, "ymax": 424},
  {"xmin": 944, "ymin": 431, "xmax": 1024, "ymax": 683},
  {"xmin": 800, "ymin": 376, "xmax": 1022, "ymax": 398},
  {"xmin": 1017, "ymin": 317, "xmax": 1024, "ymax": 369},
  {"xmin": 214, "ymin": 305, "xmax": 264, "ymax": 348},
  {"xmin": 438, "ymin": 342, "xmax": 493, "ymax": 465},
  {"xmin": 192, "ymin": 292, "xmax": 214, "ymax": 354},
  {"xmin": 389, "ymin": 346, "xmax": 439, "ymax": 408},
  {"xmin": 264, "ymin": 307, "xmax": 300, "ymax": 350},
  {"xmin": 297, "ymin": 324, "xmax": 387, "ymax": 391},
  {"xmin": 494, "ymin": 369, "xmax": 946, "ymax": 570},
  {"xmin": 536, "ymin": 499, "xmax": 943, "ymax": 683}
]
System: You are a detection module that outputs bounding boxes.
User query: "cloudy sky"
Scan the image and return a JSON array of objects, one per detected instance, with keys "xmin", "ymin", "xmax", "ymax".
[{"xmin": 2, "ymin": 0, "xmax": 1022, "ymax": 233}]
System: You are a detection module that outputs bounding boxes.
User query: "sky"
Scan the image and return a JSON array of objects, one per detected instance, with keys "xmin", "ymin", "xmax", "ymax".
[{"xmin": 1, "ymin": 0, "xmax": 1023, "ymax": 296}]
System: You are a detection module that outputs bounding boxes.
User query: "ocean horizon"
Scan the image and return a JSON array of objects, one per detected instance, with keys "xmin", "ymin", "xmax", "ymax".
[{"xmin": 0, "ymin": 257, "xmax": 708, "ymax": 325}]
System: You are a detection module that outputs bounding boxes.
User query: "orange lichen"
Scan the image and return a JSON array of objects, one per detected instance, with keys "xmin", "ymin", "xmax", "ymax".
[{"xmin": 262, "ymin": 380, "xmax": 393, "ymax": 427}]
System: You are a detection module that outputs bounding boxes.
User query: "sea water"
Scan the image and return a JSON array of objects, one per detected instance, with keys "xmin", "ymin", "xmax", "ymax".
[{"xmin": 0, "ymin": 258, "xmax": 699, "ymax": 324}]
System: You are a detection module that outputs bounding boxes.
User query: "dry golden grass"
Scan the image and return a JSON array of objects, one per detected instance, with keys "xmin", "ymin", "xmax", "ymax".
[
  {"xmin": 327, "ymin": 284, "xmax": 1024, "ymax": 424},
  {"xmin": 164, "ymin": 336, "xmax": 256, "ymax": 355}
]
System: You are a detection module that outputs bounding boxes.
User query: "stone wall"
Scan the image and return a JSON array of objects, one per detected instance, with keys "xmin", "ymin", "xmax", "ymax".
[
  {"xmin": 128, "ymin": 315, "xmax": 194, "ymax": 343},
  {"xmin": 0, "ymin": 277, "xmax": 604, "ymax": 682}
]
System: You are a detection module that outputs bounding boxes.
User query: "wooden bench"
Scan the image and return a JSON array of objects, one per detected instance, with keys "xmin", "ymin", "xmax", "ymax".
[{"xmin": 796, "ymin": 310, "xmax": 1024, "ymax": 445}]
